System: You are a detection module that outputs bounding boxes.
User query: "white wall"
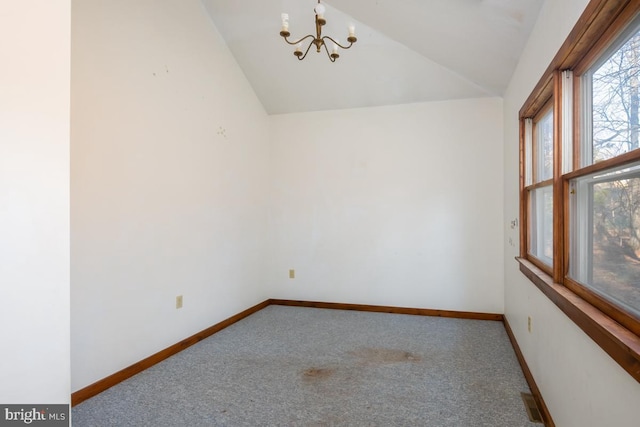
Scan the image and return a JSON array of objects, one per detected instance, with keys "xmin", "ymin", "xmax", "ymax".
[
  {"xmin": 504, "ymin": 0, "xmax": 640, "ymax": 425},
  {"xmin": 71, "ymin": 0, "xmax": 270, "ymax": 391},
  {"xmin": 269, "ymin": 99, "xmax": 505, "ymax": 314},
  {"xmin": 0, "ymin": 0, "xmax": 71, "ymax": 403}
]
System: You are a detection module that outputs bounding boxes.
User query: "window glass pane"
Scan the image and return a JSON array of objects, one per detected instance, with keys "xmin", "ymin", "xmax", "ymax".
[
  {"xmin": 591, "ymin": 29, "xmax": 640, "ymax": 163},
  {"xmin": 525, "ymin": 118, "xmax": 533, "ymax": 186},
  {"xmin": 570, "ymin": 162, "xmax": 640, "ymax": 317},
  {"xmin": 536, "ymin": 110, "xmax": 554, "ymax": 181},
  {"xmin": 529, "ymin": 185, "xmax": 553, "ymax": 265}
]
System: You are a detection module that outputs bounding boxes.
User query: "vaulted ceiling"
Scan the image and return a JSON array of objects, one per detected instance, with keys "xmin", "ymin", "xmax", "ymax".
[{"xmin": 202, "ymin": 0, "xmax": 544, "ymax": 114}]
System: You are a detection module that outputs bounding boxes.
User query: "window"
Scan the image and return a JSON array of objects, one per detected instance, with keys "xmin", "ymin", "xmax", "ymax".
[
  {"xmin": 583, "ymin": 20, "xmax": 640, "ymax": 165},
  {"xmin": 519, "ymin": 0, "xmax": 640, "ymax": 383},
  {"xmin": 527, "ymin": 107, "xmax": 554, "ymax": 269},
  {"xmin": 529, "ymin": 185, "xmax": 553, "ymax": 266},
  {"xmin": 569, "ymin": 161, "xmax": 640, "ymax": 319},
  {"xmin": 568, "ymin": 14, "xmax": 640, "ymax": 329}
]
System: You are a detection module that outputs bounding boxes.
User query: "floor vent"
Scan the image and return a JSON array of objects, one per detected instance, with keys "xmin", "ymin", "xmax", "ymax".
[{"xmin": 521, "ymin": 392, "xmax": 544, "ymax": 424}]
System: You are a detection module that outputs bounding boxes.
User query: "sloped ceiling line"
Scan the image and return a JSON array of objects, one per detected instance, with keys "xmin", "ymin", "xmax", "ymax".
[{"xmin": 202, "ymin": 0, "xmax": 544, "ymax": 114}]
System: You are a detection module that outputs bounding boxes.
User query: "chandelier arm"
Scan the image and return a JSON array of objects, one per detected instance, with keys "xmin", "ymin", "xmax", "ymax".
[
  {"xmin": 282, "ymin": 34, "xmax": 316, "ymax": 46},
  {"xmin": 296, "ymin": 40, "xmax": 316, "ymax": 61},
  {"xmin": 321, "ymin": 35, "xmax": 354, "ymax": 50},
  {"xmin": 321, "ymin": 41, "xmax": 337, "ymax": 62}
]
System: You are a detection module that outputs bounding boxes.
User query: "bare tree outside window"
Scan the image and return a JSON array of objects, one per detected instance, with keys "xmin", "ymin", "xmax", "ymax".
[
  {"xmin": 538, "ymin": 111, "xmax": 553, "ymax": 180},
  {"xmin": 592, "ymin": 33, "xmax": 640, "ymax": 161},
  {"xmin": 591, "ymin": 172, "xmax": 640, "ymax": 314},
  {"xmin": 588, "ymin": 31, "xmax": 640, "ymax": 314}
]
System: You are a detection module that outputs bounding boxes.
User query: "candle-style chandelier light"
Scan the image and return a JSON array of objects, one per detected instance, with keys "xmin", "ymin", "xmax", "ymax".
[{"xmin": 279, "ymin": 0, "xmax": 357, "ymax": 62}]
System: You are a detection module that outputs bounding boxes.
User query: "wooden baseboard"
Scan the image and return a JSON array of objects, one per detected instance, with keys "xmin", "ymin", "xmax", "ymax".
[
  {"xmin": 503, "ymin": 317, "xmax": 555, "ymax": 427},
  {"xmin": 268, "ymin": 299, "xmax": 504, "ymax": 321},
  {"xmin": 71, "ymin": 298, "xmax": 510, "ymax": 407},
  {"xmin": 71, "ymin": 299, "xmax": 271, "ymax": 406}
]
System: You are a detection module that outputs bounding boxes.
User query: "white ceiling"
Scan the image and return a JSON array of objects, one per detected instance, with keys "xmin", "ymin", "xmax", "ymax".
[{"xmin": 202, "ymin": 0, "xmax": 544, "ymax": 115}]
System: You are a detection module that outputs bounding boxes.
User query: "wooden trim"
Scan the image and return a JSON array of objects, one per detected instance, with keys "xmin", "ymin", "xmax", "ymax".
[
  {"xmin": 268, "ymin": 299, "xmax": 504, "ymax": 321},
  {"xmin": 520, "ymin": 0, "xmax": 633, "ymax": 118},
  {"xmin": 574, "ymin": 0, "xmax": 640, "ymax": 75},
  {"xmin": 527, "ymin": 253, "xmax": 553, "ymax": 277},
  {"xmin": 558, "ymin": 0, "xmax": 634, "ymax": 70},
  {"xmin": 525, "ymin": 179, "xmax": 554, "ymax": 191},
  {"xmin": 517, "ymin": 258, "xmax": 640, "ymax": 383},
  {"xmin": 520, "ymin": 118, "xmax": 528, "ymax": 257},
  {"xmin": 71, "ymin": 299, "xmax": 504, "ymax": 406},
  {"xmin": 553, "ymin": 71, "xmax": 565, "ymax": 283},
  {"xmin": 503, "ymin": 317, "xmax": 555, "ymax": 427},
  {"xmin": 562, "ymin": 148, "xmax": 640, "ymax": 180},
  {"xmin": 562, "ymin": 179, "xmax": 571, "ymax": 280},
  {"xmin": 71, "ymin": 299, "xmax": 271, "ymax": 406},
  {"xmin": 520, "ymin": 74, "xmax": 553, "ymax": 119},
  {"xmin": 564, "ymin": 277, "xmax": 640, "ymax": 337}
]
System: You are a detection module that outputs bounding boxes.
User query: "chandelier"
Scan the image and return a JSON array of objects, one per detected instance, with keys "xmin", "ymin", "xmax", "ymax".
[{"xmin": 279, "ymin": 0, "xmax": 357, "ymax": 62}]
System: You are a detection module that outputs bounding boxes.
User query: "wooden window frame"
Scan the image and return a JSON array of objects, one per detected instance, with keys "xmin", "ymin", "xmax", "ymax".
[
  {"xmin": 524, "ymin": 101, "xmax": 555, "ymax": 276},
  {"xmin": 518, "ymin": 0, "xmax": 640, "ymax": 383},
  {"xmin": 533, "ymin": 103, "xmax": 555, "ymax": 185}
]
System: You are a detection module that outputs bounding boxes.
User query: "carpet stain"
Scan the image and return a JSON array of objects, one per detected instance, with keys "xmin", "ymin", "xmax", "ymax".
[
  {"xmin": 350, "ymin": 347, "xmax": 422, "ymax": 364},
  {"xmin": 302, "ymin": 367, "xmax": 335, "ymax": 380}
]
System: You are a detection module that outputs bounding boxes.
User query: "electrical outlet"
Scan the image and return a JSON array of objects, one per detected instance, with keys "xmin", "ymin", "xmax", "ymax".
[
  {"xmin": 176, "ymin": 295, "xmax": 183, "ymax": 309},
  {"xmin": 528, "ymin": 316, "xmax": 532, "ymax": 333},
  {"xmin": 289, "ymin": 269, "xmax": 295, "ymax": 279}
]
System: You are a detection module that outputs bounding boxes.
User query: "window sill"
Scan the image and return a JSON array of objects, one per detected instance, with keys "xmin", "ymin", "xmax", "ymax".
[{"xmin": 516, "ymin": 257, "xmax": 640, "ymax": 383}]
